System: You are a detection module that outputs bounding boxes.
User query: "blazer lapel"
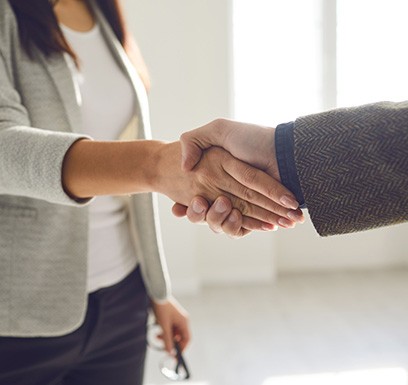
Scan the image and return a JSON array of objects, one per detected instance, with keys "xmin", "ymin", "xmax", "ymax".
[
  {"xmin": 37, "ymin": 2, "xmax": 149, "ymax": 138},
  {"xmin": 36, "ymin": 52, "xmax": 82, "ymax": 133}
]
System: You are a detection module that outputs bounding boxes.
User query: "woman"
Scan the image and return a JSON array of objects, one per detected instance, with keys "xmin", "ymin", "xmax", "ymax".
[{"xmin": 0, "ymin": 0, "xmax": 302, "ymax": 384}]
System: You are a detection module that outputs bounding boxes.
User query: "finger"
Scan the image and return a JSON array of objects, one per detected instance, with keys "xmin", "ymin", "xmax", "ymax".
[
  {"xmin": 287, "ymin": 208, "xmax": 305, "ymax": 223},
  {"xmin": 207, "ymin": 208, "xmax": 272, "ymax": 239},
  {"xmin": 176, "ymin": 322, "xmax": 191, "ymax": 352},
  {"xmin": 160, "ymin": 322, "xmax": 174, "ymax": 354},
  {"xmin": 216, "ymin": 176, "xmax": 297, "ymax": 227},
  {"xmin": 207, "ymin": 204, "xmax": 278, "ymax": 237},
  {"xmin": 241, "ymin": 216, "xmax": 278, "ymax": 232},
  {"xmin": 172, "ymin": 203, "xmax": 188, "ymax": 217},
  {"xmin": 180, "ymin": 134, "xmax": 205, "ymax": 172},
  {"xmin": 185, "ymin": 196, "xmax": 209, "ymax": 223},
  {"xmin": 222, "ymin": 156, "xmax": 300, "ymax": 211},
  {"xmin": 180, "ymin": 121, "xmax": 229, "ymax": 171},
  {"xmin": 206, "ymin": 196, "xmax": 234, "ymax": 233},
  {"xmin": 220, "ymin": 162, "xmax": 304, "ymax": 224},
  {"xmin": 219, "ymin": 209, "xmax": 250, "ymax": 238}
]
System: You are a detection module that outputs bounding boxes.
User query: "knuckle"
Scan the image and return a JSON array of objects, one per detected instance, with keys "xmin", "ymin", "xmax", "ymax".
[
  {"xmin": 195, "ymin": 168, "xmax": 211, "ymax": 186},
  {"xmin": 188, "ymin": 213, "xmax": 204, "ymax": 224},
  {"xmin": 229, "ymin": 229, "xmax": 249, "ymax": 239},
  {"xmin": 241, "ymin": 167, "xmax": 258, "ymax": 186},
  {"xmin": 180, "ymin": 131, "xmax": 189, "ymax": 142},
  {"xmin": 233, "ymin": 199, "xmax": 250, "ymax": 216},
  {"xmin": 207, "ymin": 146, "xmax": 224, "ymax": 159},
  {"xmin": 266, "ymin": 186, "xmax": 278, "ymax": 200},
  {"xmin": 242, "ymin": 186, "xmax": 256, "ymax": 202},
  {"xmin": 213, "ymin": 118, "xmax": 226, "ymax": 129}
]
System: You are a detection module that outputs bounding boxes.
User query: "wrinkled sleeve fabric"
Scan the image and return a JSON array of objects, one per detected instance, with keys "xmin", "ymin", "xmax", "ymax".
[
  {"xmin": 292, "ymin": 101, "xmax": 408, "ymax": 236},
  {"xmin": 0, "ymin": 50, "xmax": 91, "ymax": 206}
]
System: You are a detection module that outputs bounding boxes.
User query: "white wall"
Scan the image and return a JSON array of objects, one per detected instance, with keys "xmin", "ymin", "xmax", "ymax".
[
  {"xmin": 277, "ymin": 213, "xmax": 408, "ymax": 273},
  {"xmin": 124, "ymin": 0, "xmax": 276, "ymax": 295},
  {"xmin": 123, "ymin": 0, "xmax": 408, "ymax": 295}
]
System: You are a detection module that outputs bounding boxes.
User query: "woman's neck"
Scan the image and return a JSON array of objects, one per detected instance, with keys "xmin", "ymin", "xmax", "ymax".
[{"xmin": 53, "ymin": 0, "xmax": 96, "ymax": 32}]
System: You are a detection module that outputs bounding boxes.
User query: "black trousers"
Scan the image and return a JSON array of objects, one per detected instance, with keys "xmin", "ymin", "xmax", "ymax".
[{"xmin": 0, "ymin": 267, "xmax": 149, "ymax": 385}]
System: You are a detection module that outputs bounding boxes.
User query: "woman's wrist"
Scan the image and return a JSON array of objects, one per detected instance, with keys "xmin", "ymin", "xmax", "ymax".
[
  {"xmin": 62, "ymin": 139, "xmax": 168, "ymax": 198},
  {"xmin": 149, "ymin": 141, "xmax": 183, "ymax": 195}
]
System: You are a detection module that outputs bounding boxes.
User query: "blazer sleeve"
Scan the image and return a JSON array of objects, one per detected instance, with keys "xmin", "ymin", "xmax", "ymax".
[
  {"xmin": 293, "ymin": 101, "xmax": 408, "ymax": 236},
  {"xmin": 0, "ymin": 49, "xmax": 91, "ymax": 206}
]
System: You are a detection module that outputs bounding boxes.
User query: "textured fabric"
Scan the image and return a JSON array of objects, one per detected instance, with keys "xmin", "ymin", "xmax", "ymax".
[
  {"xmin": 0, "ymin": 267, "xmax": 149, "ymax": 385},
  {"xmin": 0, "ymin": 0, "xmax": 170, "ymax": 337},
  {"xmin": 275, "ymin": 122, "xmax": 305, "ymax": 207},
  {"xmin": 294, "ymin": 101, "xmax": 408, "ymax": 236}
]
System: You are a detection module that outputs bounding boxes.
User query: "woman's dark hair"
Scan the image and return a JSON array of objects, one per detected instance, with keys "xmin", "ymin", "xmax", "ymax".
[{"xmin": 8, "ymin": 0, "xmax": 127, "ymax": 62}]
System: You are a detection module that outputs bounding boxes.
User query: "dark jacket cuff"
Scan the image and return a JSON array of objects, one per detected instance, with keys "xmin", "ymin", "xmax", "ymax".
[{"xmin": 275, "ymin": 122, "xmax": 306, "ymax": 208}]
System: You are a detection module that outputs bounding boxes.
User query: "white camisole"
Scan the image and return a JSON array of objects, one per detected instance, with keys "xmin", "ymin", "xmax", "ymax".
[{"xmin": 61, "ymin": 23, "xmax": 138, "ymax": 293}]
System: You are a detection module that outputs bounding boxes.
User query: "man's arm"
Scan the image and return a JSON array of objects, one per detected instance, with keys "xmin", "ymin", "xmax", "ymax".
[
  {"xmin": 178, "ymin": 101, "xmax": 408, "ymax": 236},
  {"xmin": 293, "ymin": 101, "xmax": 408, "ymax": 235}
]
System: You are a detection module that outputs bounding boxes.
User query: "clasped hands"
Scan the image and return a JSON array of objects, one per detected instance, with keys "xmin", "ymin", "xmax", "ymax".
[{"xmin": 168, "ymin": 119, "xmax": 304, "ymax": 238}]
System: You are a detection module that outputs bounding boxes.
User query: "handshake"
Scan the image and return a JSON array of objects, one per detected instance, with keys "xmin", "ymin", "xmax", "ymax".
[
  {"xmin": 167, "ymin": 100, "xmax": 408, "ymax": 237},
  {"xmin": 170, "ymin": 119, "xmax": 305, "ymax": 238},
  {"xmin": 63, "ymin": 101, "xmax": 406, "ymax": 237}
]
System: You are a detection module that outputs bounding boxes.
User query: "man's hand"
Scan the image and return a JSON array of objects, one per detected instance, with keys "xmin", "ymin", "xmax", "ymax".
[
  {"xmin": 175, "ymin": 119, "xmax": 304, "ymax": 236},
  {"xmin": 180, "ymin": 118, "xmax": 280, "ymax": 181}
]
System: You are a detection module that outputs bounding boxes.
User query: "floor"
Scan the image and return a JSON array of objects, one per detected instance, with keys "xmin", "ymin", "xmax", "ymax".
[{"xmin": 144, "ymin": 270, "xmax": 408, "ymax": 385}]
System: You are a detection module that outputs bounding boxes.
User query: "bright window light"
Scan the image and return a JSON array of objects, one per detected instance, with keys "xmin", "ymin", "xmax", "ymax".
[
  {"xmin": 233, "ymin": 0, "xmax": 323, "ymax": 126},
  {"xmin": 337, "ymin": 0, "xmax": 408, "ymax": 106},
  {"xmin": 262, "ymin": 367, "xmax": 408, "ymax": 385},
  {"xmin": 234, "ymin": 0, "xmax": 408, "ymax": 123}
]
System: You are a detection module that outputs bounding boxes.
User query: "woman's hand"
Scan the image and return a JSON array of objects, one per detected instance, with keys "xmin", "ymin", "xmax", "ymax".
[
  {"xmin": 172, "ymin": 196, "xmax": 272, "ymax": 237},
  {"xmin": 151, "ymin": 297, "xmax": 191, "ymax": 354},
  {"xmin": 153, "ymin": 142, "xmax": 301, "ymax": 227},
  {"xmin": 172, "ymin": 195, "xmax": 304, "ymax": 238}
]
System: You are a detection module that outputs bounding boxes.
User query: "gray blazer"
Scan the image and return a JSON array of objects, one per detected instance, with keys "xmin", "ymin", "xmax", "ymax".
[{"xmin": 0, "ymin": 1, "xmax": 170, "ymax": 337}]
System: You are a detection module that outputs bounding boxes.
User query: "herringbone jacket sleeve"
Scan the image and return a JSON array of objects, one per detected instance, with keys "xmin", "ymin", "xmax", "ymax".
[{"xmin": 293, "ymin": 101, "xmax": 408, "ymax": 236}]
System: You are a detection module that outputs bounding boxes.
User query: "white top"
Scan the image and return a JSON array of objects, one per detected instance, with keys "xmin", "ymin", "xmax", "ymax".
[{"xmin": 61, "ymin": 23, "xmax": 138, "ymax": 292}]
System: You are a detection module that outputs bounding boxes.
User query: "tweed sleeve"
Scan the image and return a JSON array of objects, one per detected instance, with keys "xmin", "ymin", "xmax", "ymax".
[{"xmin": 293, "ymin": 101, "xmax": 408, "ymax": 236}]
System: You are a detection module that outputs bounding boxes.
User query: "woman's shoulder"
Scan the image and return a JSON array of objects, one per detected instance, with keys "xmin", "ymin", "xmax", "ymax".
[
  {"xmin": 0, "ymin": 1, "xmax": 20, "ymax": 53},
  {"xmin": 0, "ymin": 1, "xmax": 16, "ymax": 26}
]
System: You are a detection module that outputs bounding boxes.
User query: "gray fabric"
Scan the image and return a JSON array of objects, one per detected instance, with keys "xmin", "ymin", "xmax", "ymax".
[
  {"xmin": 294, "ymin": 101, "xmax": 408, "ymax": 236},
  {"xmin": 0, "ymin": 0, "xmax": 170, "ymax": 337}
]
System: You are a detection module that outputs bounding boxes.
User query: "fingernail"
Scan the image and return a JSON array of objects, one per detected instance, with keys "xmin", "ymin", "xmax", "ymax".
[
  {"xmin": 262, "ymin": 223, "xmax": 275, "ymax": 231},
  {"xmin": 215, "ymin": 200, "xmax": 227, "ymax": 213},
  {"xmin": 280, "ymin": 195, "xmax": 299, "ymax": 210},
  {"xmin": 287, "ymin": 211, "xmax": 303, "ymax": 222},
  {"xmin": 228, "ymin": 212, "xmax": 238, "ymax": 223},
  {"xmin": 192, "ymin": 201, "xmax": 204, "ymax": 214},
  {"xmin": 278, "ymin": 218, "xmax": 295, "ymax": 228}
]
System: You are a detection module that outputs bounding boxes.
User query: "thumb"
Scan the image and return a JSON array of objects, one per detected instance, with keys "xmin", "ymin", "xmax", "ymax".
[
  {"xmin": 172, "ymin": 203, "xmax": 188, "ymax": 217},
  {"xmin": 180, "ymin": 132, "xmax": 206, "ymax": 171},
  {"xmin": 180, "ymin": 120, "xmax": 230, "ymax": 171}
]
